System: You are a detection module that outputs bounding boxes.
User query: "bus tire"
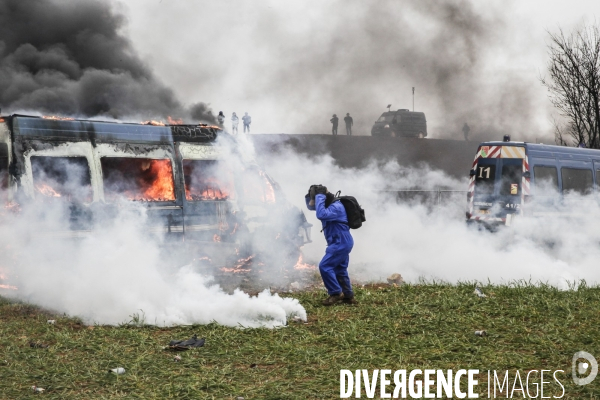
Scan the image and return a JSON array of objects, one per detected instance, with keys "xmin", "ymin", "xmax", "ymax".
[{"xmin": 417, "ymin": 132, "xmax": 425, "ymax": 139}]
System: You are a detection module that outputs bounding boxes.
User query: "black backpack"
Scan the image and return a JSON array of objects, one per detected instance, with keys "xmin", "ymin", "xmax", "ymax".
[{"xmin": 335, "ymin": 192, "xmax": 366, "ymax": 229}]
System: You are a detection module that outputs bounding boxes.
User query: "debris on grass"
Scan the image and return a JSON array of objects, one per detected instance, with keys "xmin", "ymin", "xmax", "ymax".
[
  {"xmin": 166, "ymin": 334, "xmax": 205, "ymax": 351},
  {"xmin": 31, "ymin": 386, "xmax": 45, "ymax": 393},
  {"xmin": 387, "ymin": 273, "xmax": 405, "ymax": 285},
  {"xmin": 47, "ymin": 319, "xmax": 56, "ymax": 325},
  {"xmin": 291, "ymin": 315, "xmax": 305, "ymax": 323},
  {"xmin": 290, "ymin": 281, "xmax": 301, "ymax": 290},
  {"xmin": 29, "ymin": 341, "xmax": 49, "ymax": 348},
  {"xmin": 250, "ymin": 363, "xmax": 257, "ymax": 368},
  {"xmin": 474, "ymin": 287, "xmax": 487, "ymax": 298},
  {"xmin": 109, "ymin": 367, "xmax": 126, "ymax": 375},
  {"xmin": 173, "ymin": 355, "xmax": 181, "ymax": 362},
  {"xmin": 474, "ymin": 330, "xmax": 487, "ymax": 337}
]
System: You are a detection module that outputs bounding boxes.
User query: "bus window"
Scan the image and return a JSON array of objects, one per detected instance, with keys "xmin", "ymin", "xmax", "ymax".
[
  {"xmin": 500, "ymin": 164, "xmax": 522, "ymax": 196},
  {"xmin": 561, "ymin": 168, "xmax": 593, "ymax": 195},
  {"xmin": 474, "ymin": 163, "xmax": 496, "ymax": 195},
  {"xmin": 183, "ymin": 160, "xmax": 233, "ymax": 201},
  {"xmin": 533, "ymin": 166, "xmax": 558, "ymax": 193},
  {"xmin": 101, "ymin": 158, "xmax": 175, "ymax": 202},
  {"xmin": 31, "ymin": 156, "xmax": 92, "ymax": 202},
  {"xmin": 0, "ymin": 144, "xmax": 8, "ymax": 202}
]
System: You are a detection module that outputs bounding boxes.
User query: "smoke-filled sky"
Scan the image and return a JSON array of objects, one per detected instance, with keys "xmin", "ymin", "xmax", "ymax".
[
  {"xmin": 1, "ymin": 0, "xmax": 599, "ymax": 140},
  {"xmin": 122, "ymin": 0, "xmax": 600, "ymax": 140}
]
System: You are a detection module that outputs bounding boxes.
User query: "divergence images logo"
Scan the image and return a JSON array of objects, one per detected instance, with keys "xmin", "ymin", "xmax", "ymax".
[{"xmin": 572, "ymin": 351, "xmax": 598, "ymax": 386}]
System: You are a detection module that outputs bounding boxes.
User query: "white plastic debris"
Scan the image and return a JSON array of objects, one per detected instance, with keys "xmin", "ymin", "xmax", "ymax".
[
  {"xmin": 474, "ymin": 287, "xmax": 487, "ymax": 298},
  {"xmin": 174, "ymin": 355, "xmax": 181, "ymax": 362},
  {"xmin": 47, "ymin": 320, "xmax": 56, "ymax": 325},
  {"xmin": 109, "ymin": 367, "xmax": 126, "ymax": 375},
  {"xmin": 236, "ymin": 397, "xmax": 245, "ymax": 400},
  {"xmin": 31, "ymin": 386, "xmax": 45, "ymax": 393},
  {"xmin": 474, "ymin": 330, "xmax": 487, "ymax": 337}
]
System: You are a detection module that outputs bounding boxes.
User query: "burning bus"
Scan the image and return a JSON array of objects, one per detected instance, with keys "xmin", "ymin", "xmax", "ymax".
[
  {"xmin": 466, "ymin": 140, "xmax": 600, "ymax": 228},
  {"xmin": 0, "ymin": 115, "xmax": 312, "ymax": 271}
]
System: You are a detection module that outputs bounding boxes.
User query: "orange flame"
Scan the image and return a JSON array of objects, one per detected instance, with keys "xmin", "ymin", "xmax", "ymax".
[
  {"xmin": 294, "ymin": 254, "xmax": 316, "ymax": 270},
  {"xmin": 213, "ymin": 234, "xmax": 221, "ymax": 242},
  {"xmin": 260, "ymin": 171, "xmax": 276, "ymax": 203},
  {"xmin": 141, "ymin": 120, "xmax": 166, "ymax": 126},
  {"xmin": 186, "ymin": 184, "xmax": 230, "ymax": 201},
  {"xmin": 233, "ymin": 255, "xmax": 254, "ymax": 269},
  {"xmin": 167, "ymin": 116, "xmax": 183, "ymax": 125},
  {"xmin": 35, "ymin": 183, "xmax": 61, "ymax": 197},
  {"xmin": 42, "ymin": 115, "xmax": 74, "ymax": 121},
  {"xmin": 0, "ymin": 269, "xmax": 17, "ymax": 290},
  {"xmin": 132, "ymin": 160, "xmax": 175, "ymax": 201}
]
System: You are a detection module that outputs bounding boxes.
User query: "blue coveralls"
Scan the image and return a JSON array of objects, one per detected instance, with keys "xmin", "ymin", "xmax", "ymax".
[{"xmin": 306, "ymin": 193, "xmax": 354, "ymax": 297}]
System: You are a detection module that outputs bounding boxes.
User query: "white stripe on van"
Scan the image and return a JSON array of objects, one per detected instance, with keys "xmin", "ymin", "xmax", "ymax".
[{"xmin": 500, "ymin": 146, "xmax": 525, "ymax": 158}]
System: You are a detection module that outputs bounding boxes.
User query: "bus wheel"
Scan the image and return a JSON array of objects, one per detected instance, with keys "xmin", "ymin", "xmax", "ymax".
[{"xmin": 417, "ymin": 132, "xmax": 425, "ymax": 139}]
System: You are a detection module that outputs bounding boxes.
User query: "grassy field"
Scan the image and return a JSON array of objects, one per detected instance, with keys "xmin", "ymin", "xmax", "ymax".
[{"xmin": 1, "ymin": 283, "xmax": 599, "ymax": 399}]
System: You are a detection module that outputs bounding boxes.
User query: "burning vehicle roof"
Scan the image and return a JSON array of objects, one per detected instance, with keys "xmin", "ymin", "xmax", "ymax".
[{"xmin": 5, "ymin": 115, "xmax": 218, "ymax": 144}]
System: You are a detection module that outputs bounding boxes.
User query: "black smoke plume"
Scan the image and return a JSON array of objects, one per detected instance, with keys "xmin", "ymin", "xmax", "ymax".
[{"xmin": 0, "ymin": 0, "xmax": 215, "ymax": 123}]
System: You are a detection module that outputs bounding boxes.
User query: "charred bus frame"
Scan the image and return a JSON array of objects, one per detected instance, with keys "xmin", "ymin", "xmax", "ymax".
[{"xmin": 0, "ymin": 115, "xmax": 311, "ymax": 265}]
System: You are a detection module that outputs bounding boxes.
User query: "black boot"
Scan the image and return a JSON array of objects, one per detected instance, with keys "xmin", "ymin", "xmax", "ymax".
[
  {"xmin": 342, "ymin": 295, "xmax": 358, "ymax": 305},
  {"xmin": 322, "ymin": 294, "xmax": 342, "ymax": 306}
]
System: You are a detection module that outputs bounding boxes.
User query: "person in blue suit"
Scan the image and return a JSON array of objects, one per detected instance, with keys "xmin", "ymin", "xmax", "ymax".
[{"xmin": 305, "ymin": 185, "xmax": 356, "ymax": 306}]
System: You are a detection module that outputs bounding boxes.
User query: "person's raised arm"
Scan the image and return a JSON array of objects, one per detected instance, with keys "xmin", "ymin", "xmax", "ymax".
[{"xmin": 315, "ymin": 194, "xmax": 346, "ymax": 222}]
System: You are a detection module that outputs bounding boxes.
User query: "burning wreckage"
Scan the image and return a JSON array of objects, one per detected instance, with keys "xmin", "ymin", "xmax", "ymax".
[{"xmin": 0, "ymin": 115, "xmax": 313, "ymax": 284}]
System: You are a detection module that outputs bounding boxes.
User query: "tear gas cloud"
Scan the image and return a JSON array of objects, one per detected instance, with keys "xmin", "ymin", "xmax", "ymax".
[
  {"xmin": 258, "ymin": 141, "xmax": 600, "ymax": 289},
  {"xmin": 0, "ymin": 199, "xmax": 306, "ymax": 328}
]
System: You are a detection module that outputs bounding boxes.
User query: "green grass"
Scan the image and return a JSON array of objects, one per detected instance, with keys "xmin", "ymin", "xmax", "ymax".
[{"xmin": 1, "ymin": 283, "xmax": 599, "ymax": 399}]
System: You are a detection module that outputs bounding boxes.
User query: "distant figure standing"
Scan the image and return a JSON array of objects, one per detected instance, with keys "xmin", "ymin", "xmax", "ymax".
[
  {"xmin": 462, "ymin": 122, "xmax": 470, "ymax": 141},
  {"xmin": 231, "ymin": 112, "xmax": 239, "ymax": 134},
  {"xmin": 242, "ymin": 112, "xmax": 251, "ymax": 133},
  {"xmin": 330, "ymin": 114, "xmax": 339, "ymax": 135},
  {"xmin": 217, "ymin": 111, "xmax": 225, "ymax": 128},
  {"xmin": 344, "ymin": 113, "xmax": 353, "ymax": 136}
]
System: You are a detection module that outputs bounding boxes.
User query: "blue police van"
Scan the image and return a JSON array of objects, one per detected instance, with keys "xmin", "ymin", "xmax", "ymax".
[{"xmin": 466, "ymin": 140, "xmax": 600, "ymax": 227}]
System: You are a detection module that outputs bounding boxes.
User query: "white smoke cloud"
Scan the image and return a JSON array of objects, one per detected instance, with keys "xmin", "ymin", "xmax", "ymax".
[
  {"xmin": 260, "ymin": 145, "xmax": 600, "ymax": 289},
  {"xmin": 0, "ymin": 198, "xmax": 306, "ymax": 328}
]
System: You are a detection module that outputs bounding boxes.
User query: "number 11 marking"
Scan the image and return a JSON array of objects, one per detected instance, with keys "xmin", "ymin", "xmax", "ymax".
[{"xmin": 478, "ymin": 167, "xmax": 491, "ymax": 179}]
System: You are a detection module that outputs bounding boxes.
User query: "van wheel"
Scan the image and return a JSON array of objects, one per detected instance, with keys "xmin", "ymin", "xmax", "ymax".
[{"xmin": 417, "ymin": 132, "xmax": 425, "ymax": 139}]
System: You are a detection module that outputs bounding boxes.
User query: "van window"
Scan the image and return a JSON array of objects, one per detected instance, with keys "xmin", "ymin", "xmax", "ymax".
[
  {"xmin": 101, "ymin": 158, "xmax": 175, "ymax": 202},
  {"xmin": 561, "ymin": 168, "xmax": 593, "ymax": 194},
  {"xmin": 377, "ymin": 114, "xmax": 394, "ymax": 122},
  {"xmin": 500, "ymin": 164, "xmax": 522, "ymax": 196},
  {"xmin": 474, "ymin": 163, "xmax": 496, "ymax": 195},
  {"xmin": 241, "ymin": 168, "xmax": 276, "ymax": 203},
  {"xmin": 31, "ymin": 156, "xmax": 92, "ymax": 202},
  {"xmin": 533, "ymin": 166, "xmax": 558, "ymax": 193},
  {"xmin": 183, "ymin": 160, "xmax": 234, "ymax": 201}
]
